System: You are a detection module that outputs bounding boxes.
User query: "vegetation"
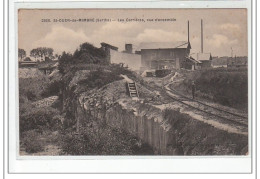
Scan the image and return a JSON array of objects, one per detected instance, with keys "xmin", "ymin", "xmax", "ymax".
[
  {"xmin": 20, "ymin": 130, "xmax": 44, "ymax": 153},
  {"xmin": 19, "ymin": 76, "xmax": 50, "ymax": 101},
  {"xmin": 77, "ymin": 67, "xmax": 123, "ymax": 89},
  {"xmin": 19, "ymin": 66, "xmax": 62, "ymax": 154},
  {"xmin": 30, "ymin": 47, "xmax": 54, "ymax": 61},
  {"xmin": 19, "ymin": 41, "xmax": 144, "ymax": 155},
  {"xmin": 58, "ymin": 42, "xmax": 107, "ymax": 74},
  {"xmin": 19, "ymin": 105, "xmax": 60, "ymax": 133},
  {"xmin": 18, "ymin": 48, "xmax": 26, "ymax": 60},
  {"xmin": 175, "ymin": 68, "xmax": 248, "ymax": 110},
  {"xmin": 59, "ymin": 121, "xmax": 153, "ymax": 155},
  {"xmin": 163, "ymin": 108, "xmax": 247, "ymax": 155}
]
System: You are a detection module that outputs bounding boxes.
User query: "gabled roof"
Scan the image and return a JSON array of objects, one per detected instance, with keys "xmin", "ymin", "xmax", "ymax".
[
  {"xmin": 187, "ymin": 56, "xmax": 202, "ymax": 64},
  {"xmin": 101, "ymin": 42, "xmax": 118, "ymax": 51},
  {"xmin": 191, "ymin": 53, "xmax": 212, "ymax": 61},
  {"xmin": 137, "ymin": 41, "xmax": 190, "ymax": 51}
]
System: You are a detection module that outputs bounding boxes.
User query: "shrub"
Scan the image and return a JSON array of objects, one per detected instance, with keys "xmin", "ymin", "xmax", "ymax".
[
  {"xmin": 179, "ymin": 68, "xmax": 248, "ymax": 110},
  {"xmin": 41, "ymin": 80, "xmax": 61, "ymax": 98},
  {"xmin": 59, "ymin": 123, "xmax": 154, "ymax": 155},
  {"xmin": 21, "ymin": 130, "xmax": 44, "ymax": 153},
  {"xmin": 20, "ymin": 106, "xmax": 60, "ymax": 133},
  {"xmin": 162, "ymin": 108, "xmax": 248, "ymax": 155},
  {"xmin": 19, "ymin": 76, "xmax": 50, "ymax": 101},
  {"xmin": 78, "ymin": 68, "xmax": 123, "ymax": 89}
]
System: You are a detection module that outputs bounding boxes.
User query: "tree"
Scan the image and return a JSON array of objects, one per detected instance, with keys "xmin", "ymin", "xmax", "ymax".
[
  {"xmin": 18, "ymin": 48, "xmax": 26, "ymax": 60},
  {"xmin": 58, "ymin": 52, "xmax": 73, "ymax": 74},
  {"xmin": 30, "ymin": 47, "xmax": 54, "ymax": 61},
  {"xmin": 73, "ymin": 42, "xmax": 107, "ymax": 64}
]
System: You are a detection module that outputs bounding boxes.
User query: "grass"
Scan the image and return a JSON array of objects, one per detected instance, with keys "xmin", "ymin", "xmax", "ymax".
[
  {"xmin": 176, "ymin": 68, "xmax": 248, "ymax": 110},
  {"xmin": 59, "ymin": 120, "xmax": 154, "ymax": 155},
  {"xmin": 163, "ymin": 108, "xmax": 248, "ymax": 155}
]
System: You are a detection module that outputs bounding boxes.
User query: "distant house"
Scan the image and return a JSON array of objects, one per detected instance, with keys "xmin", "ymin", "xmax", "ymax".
[
  {"xmin": 211, "ymin": 56, "xmax": 228, "ymax": 68},
  {"xmin": 191, "ymin": 53, "xmax": 212, "ymax": 69},
  {"xmin": 211, "ymin": 56, "xmax": 248, "ymax": 68},
  {"xmin": 38, "ymin": 61, "xmax": 58, "ymax": 75},
  {"xmin": 185, "ymin": 56, "xmax": 202, "ymax": 70},
  {"xmin": 137, "ymin": 41, "xmax": 192, "ymax": 70},
  {"xmin": 227, "ymin": 56, "xmax": 247, "ymax": 68},
  {"xmin": 19, "ymin": 61, "xmax": 38, "ymax": 68}
]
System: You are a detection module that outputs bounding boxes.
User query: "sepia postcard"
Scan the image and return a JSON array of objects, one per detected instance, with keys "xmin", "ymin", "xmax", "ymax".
[
  {"xmin": 18, "ymin": 8, "xmax": 249, "ymax": 157},
  {"xmin": 6, "ymin": 0, "xmax": 256, "ymax": 173}
]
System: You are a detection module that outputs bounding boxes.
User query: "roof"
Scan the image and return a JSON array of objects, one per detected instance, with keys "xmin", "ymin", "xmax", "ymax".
[
  {"xmin": 101, "ymin": 42, "xmax": 118, "ymax": 51},
  {"xmin": 137, "ymin": 41, "xmax": 190, "ymax": 51},
  {"xmin": 187, "ymin": 57, "xmax": 202, "ymax": 64},
  {"xmin": 191, "ymin": 53, "xmax": 212, "ymax": 61}
]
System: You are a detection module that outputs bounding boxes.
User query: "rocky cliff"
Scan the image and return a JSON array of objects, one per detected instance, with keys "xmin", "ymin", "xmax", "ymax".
[{"xmin": 61, "ymin": 69, "xmax": 248, "ymax": 155}]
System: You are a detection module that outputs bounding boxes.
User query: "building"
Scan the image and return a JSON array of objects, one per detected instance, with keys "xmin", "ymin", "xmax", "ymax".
[
  {"xmin": 123, "ymin": 44, "xmax": 133, "ymax": 54},
  {"xmin": 138, "ymin": 41, "xmax": 192, "ymax": 70},
  {"xmin": 185, "ymin": 56, "xmax": 202, "ymax": 70},
  {"xmin": 101, "ymin": 42, "xmax": 142, "ymax": 71},
  {"xmin": 227, "ymin": 56, "xmax": 247, "ymax": 68},
  {"xmin": 191, "ymin": 53, "xmax": 212, "ymax": 69},
  {"xmin": 100, "ymin": 42, "xmax": 119, "ymax": 64},
  {"xmin": 19, "ymin": 61, "xmax": 38, "ymax": 68},
  {"xmin": 101, "ymin": 42, "xmax": 118, "ymax": 51}
]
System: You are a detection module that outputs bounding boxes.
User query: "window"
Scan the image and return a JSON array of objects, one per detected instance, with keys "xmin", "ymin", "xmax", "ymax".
[{"xmin": 170, "ymin": 51, "xmax": 175, "ymax": 57}]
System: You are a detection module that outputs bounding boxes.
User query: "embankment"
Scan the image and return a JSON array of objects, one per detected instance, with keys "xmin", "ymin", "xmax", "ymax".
[{"xmin": 62, "ymin": 70, "xmax": 247, "ymax": 155}]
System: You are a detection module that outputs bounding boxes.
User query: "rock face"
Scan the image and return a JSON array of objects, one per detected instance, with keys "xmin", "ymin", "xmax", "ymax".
[
  {"xmin": 61, "ymin": 70, "xmax": 248, "ymax": 155},
  {"xmin": 105, "ymin": 102, "xmax": 172, "ymax": 154},
  {"xmin": 33, "ymin": 96, "xmax": 58, "ymax": 108}
]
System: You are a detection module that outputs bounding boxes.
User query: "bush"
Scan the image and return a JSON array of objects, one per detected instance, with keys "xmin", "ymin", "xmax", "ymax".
[
  {"xmin": 179, "ymin": 68, "xmax": 248, "ymax": 110},
  {"xmin": 21, "ymin": 130, "xmax": 44, "ymax": 153},
  {"xmin": 41, "ymin": 80, "xmax": 61, "ymax": 98},
  {"xmin": 58, "ymin": 42, "xmax": 108, "ymax": 74},
  {"xmin": 163, "ymin": 108, "xmax": 248, "ymax": 155},
  {"xmin": 19, "ymin": 76, "xmax": 50, "ymax": 101},
  {"xmin": 20, "ymin": 106, "xmax": 60, "ymax": 133},
  {"xmin": 59, "ymin": 122, "xmax": 154, "ymax": 155},
  {"xmin": 78, "ymin": 68, "xmax": 123, "ymax": 89}
]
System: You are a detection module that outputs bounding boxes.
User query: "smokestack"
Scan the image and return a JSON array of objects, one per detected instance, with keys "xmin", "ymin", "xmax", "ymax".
[
  {"xmin": 188, "ymin": 20, "xmax": 190, "ymax": 43},
  {"xmin": 201, "ymin": 19, "xmax": 203, "ymax": 53}
]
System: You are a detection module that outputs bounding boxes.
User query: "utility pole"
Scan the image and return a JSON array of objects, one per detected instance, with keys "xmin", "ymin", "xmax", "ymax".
[{"xmin": 201, "ymin": 19, "xmax": 203, "ymax": 53}]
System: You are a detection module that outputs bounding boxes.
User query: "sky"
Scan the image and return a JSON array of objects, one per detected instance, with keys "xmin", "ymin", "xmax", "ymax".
[{"xmin": 18, "ymin": 9, "xmax": 247, "ymax": 57}]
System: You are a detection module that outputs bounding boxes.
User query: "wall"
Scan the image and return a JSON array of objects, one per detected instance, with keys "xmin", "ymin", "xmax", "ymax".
[
  {"xmin": 141, "ymin": 48, "xmax": 189, "ymax": 69},
  {"xmin": 110, "ymin": 49, "xmax": 141, "ymax": 71},
  {"xmin": 76, "ymin": 95, "xmax": 248, "ymax": 155},
  {"xmin": 77, "ymin": 97, "xmax": 174, "ymax": 155}
]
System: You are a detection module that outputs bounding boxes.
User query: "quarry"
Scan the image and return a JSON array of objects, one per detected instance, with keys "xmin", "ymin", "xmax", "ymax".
[
  {"xmin": 19, "ymin": 43, "xmax": 248, "ymax": 155},
  {"xmin": 18, "ymin": 19, "xmax": 248, "ymax": 156}
]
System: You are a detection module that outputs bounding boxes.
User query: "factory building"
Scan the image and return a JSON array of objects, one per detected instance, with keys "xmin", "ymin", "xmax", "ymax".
[
  {"xmin": 138, "ymin": 41, "xmax": 192, "ymax": 70},
  {"xmin": 139, "ymin": 19, "xmax": 212, "ymax": 71}
]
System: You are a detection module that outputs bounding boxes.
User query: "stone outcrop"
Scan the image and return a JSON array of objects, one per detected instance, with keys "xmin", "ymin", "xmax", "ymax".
[{"xmin": 61, "ymin": 70, "xmax": 248, "ymax": 155}]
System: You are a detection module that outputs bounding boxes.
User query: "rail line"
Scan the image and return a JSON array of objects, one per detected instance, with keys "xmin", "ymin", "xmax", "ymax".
[
  {"xmin": 143, "ymin": 80, "xmax": 248, "ymax": 129},
  {"xmin": 162, "ymin": 83, "xmax": 248, "ymax": 128},
  {"xmin": 166, "ymin": 82, "xmax": 248, "ymax": 119}
]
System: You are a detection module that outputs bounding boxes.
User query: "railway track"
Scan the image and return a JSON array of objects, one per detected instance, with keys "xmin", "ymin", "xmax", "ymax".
[
  {"xmin": 142, "ymin": 78, "xmax": 248, "ymax": 130},
  {"xmin": 163, "ymin": 83, "xmax": 248, "ymax": 128}
]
